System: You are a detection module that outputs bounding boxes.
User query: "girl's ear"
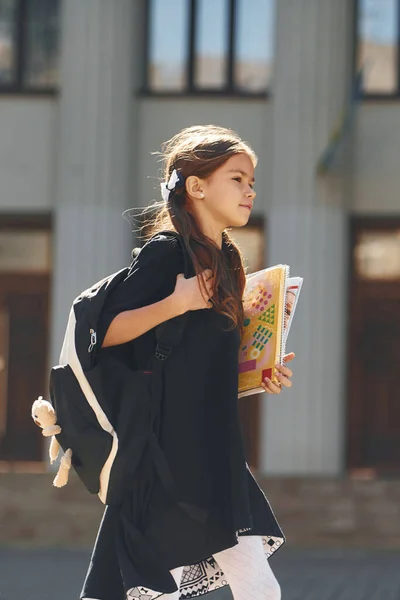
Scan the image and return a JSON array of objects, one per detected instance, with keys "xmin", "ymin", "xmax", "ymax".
[{"xmin": 186, "ymin": 175, "xmax": 205, "ymax": 200}]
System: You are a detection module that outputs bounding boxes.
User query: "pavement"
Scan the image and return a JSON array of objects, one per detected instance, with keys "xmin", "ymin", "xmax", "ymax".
[{"xmin": 0, "ymin": 547, "xmax": 399, "ymax": 600}]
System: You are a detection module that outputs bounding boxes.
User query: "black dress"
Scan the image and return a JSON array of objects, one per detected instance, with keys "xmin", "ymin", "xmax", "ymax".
[{"xmin": 81, "ymin": 233, "xmax": 284, "ymax": 600}]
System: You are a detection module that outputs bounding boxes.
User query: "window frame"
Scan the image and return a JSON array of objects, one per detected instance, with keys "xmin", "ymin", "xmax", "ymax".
[
  {"xmin": 142, "ymin": 0, "xmax": 270, "ymax": 98},
  {"xmin": 0, "ymin": 0, "xmax": 59, "ymax": 96},
  {"xmin": 356, "ymin": 0, "xmax": 400, "ymax": 100}
]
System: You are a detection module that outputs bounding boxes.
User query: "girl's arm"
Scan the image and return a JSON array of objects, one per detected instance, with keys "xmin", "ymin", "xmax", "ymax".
[{"xmin": 102, "ymin": 271, "xmax": 213, "ymax": 348}]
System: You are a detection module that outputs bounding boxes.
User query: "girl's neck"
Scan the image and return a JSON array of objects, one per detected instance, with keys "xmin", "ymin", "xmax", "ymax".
[{"xmin": 196, "ymin": 217, "xmax": 225, "ymax": 249}]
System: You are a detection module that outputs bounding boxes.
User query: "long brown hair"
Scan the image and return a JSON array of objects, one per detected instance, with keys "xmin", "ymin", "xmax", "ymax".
[{"xmin": 146, "ymin": 125, "xmax": 257, "ymax": 333}]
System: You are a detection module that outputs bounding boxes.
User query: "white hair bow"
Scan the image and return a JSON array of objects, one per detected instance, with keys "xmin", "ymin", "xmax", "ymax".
[{"xmin": 160, "ymin": 169, "xmax": 184, "ymax": 202}]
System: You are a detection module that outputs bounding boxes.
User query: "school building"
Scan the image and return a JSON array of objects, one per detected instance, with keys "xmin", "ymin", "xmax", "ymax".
[{"xmin": 0, "ymin": 0, "xmax": 399, "ymax": 495}]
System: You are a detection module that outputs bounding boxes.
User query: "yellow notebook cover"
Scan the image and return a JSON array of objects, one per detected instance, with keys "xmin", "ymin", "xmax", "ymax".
[{"xmin": 238, "ymin": 265, "xmax": 289, "ymax": 397}]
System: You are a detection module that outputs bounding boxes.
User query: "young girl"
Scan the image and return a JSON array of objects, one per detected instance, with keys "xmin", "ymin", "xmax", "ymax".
[{"xmin": 81, "ymin": 125, "xmax": 294, "ymax": 600}]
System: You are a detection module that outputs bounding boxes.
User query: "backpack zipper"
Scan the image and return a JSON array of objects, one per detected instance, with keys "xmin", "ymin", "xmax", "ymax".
[{"xmin": 88, "ymin": 329, "xmax": 97, "ymax": 353}]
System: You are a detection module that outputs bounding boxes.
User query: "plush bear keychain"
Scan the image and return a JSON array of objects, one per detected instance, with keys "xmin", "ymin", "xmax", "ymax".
[{"xmin": 31, "ymin": 396, "xmax": 73, "ymax": 488}]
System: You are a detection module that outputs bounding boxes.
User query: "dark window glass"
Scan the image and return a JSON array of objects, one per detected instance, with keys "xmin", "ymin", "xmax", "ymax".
[
  {"xmin": 24, "ymin": 0, "xmax": 60, "ymax": 88},
  {"xmin": 0, "ymin": 0, "xmax": 17, "ymax": 85},
  {"xmin": 194, "ymin": 0, "xmax": 229, "ymax": 89},
  {"xmin": 358, "ymin": 0, "xmax": 398, "ymax": 94},
  {"xmin": 235, "ymin": 0, "xmax": 275, "ymax": 92},
  {"xmin": 148, "ymin": 0, "xmax": 189, "ymax": 91}
]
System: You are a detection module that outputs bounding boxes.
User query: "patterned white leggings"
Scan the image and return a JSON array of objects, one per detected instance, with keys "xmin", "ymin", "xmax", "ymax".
[{"xmin": 127, "ymin": 536, "xmax": 281, "ymax": 600}]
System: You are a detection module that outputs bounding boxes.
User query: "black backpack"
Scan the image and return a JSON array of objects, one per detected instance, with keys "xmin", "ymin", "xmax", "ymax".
[{"xmin": 33, "ymin": 232, "xmax": 198, "ymax": 511}]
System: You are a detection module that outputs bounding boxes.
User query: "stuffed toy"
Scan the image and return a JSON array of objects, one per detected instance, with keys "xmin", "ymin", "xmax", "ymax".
[{"xmin": 31, "ymin": 396, "xmax": 72, "ymax": 488}]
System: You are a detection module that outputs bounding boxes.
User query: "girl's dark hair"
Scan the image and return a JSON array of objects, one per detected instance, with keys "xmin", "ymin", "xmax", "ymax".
[{"xmin": 146, "ymin": 124, "xmax": 257, "ymax": 333}]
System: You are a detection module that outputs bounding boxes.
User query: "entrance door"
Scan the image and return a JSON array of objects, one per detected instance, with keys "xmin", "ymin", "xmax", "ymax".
[
  {"xmin": 347, "ymin": 219, "xmax": 400, "ymax": 474},
  {"xmin": 0, "ymin": 222, "xmax": 51, "ymax": 462}
]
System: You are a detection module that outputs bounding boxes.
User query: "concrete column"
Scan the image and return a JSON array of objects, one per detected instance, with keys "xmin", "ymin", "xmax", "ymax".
[
  {"xmin": 261, "ymin": 0, "xmax": 354, "ymax": 475},
  {"xmin": 50, "ymin": 0, "xmax": 143, "ymax": 366}
]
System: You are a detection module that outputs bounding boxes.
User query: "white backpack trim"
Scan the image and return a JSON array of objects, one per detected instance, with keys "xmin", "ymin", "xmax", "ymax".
[{"xmin": 59, "ymin": 306, "xmax": 118, "ymax": 503}]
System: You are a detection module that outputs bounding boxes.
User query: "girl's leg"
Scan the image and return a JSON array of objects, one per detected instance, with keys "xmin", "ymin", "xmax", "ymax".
[
  {"xmin": 126, "ymin": 566, "xmax": 184, "ymax": 600},
  {"xmin": 213, "ymin": 536, "xmax": 281, "ymax": 600}
]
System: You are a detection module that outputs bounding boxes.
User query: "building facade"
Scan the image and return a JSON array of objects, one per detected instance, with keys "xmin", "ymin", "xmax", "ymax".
[{"xmin": 0, "ymin": 0, "xmax": 399, "ymax": 479}]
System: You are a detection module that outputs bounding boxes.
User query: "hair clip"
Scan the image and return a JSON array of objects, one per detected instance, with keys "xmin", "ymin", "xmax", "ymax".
[{"xmin": 160, "ymin": 169, "xmax": 185, "ymax": 202}]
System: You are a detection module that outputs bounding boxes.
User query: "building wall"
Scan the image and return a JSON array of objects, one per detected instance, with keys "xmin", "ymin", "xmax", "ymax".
[
  {"xmin": 0, "ymin": 0, "xmax": 399, "ymax": 477},
  {"xmin": 0, "ymin": 98, "xmax": 57, "ymax": 212},
  {"xmin": 0, "ymin": 98, "xmax": 399, "ymax": 217},
  {"xmin": 353, "ymin": 105, "xmax": 400, "ymax": 214}
]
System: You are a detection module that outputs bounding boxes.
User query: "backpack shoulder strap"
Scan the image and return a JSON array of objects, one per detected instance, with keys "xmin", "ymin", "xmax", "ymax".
[
  {"xmin": 142, "ymin": 232, "xmax": 208, "ymax": 523},
  {"xmin": 150, "ymin": 230, "xmax": 192, "ymax": 362}
]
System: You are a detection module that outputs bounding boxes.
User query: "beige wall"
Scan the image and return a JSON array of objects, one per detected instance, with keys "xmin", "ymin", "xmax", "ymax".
[
  {"xmin": 137, "ymin": 99, "xmax": 400, "ymax": 218},
  {"xmin": 353, "ymin": 104, "xmax": 400, "ymax": 214},
  {"xmin": 0, "ymin": 97, "xmax": 399, "ymax": 217},
  {"xmin": 136, "ymin": 98, "xmax": 272, "ymax": 218},
  {"xmin": 0, "ymin": 98, "xmax": 57, "ymax": 212}
]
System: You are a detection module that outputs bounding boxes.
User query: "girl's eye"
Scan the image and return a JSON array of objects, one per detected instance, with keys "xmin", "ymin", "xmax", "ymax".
[{"xmin": 233, "ymin": 177, "xmax": 242, "ymax": 183}]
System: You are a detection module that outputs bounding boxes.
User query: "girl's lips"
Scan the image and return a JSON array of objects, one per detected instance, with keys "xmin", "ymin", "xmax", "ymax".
[{"xmin": 239, "ymin": 204, "xmax": 252, "ymax": 211}]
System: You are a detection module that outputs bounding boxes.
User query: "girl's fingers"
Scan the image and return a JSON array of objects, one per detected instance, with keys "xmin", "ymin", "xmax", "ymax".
[
  {"xmin": 276, "ymin": 363, "xmax": 293, "ymax": 378},
  {"xmin": 262, "ymin": 378, "xmax": 282, "ymax": 394},
  {"xmin": 263, "ymin": 370, "xmax": 293, "ymax": 393},
  {"xmin": 276, "ymin": 373, "xmax": 292, "ymax": 388},
  {"xmin": 283, "ymin": 352, "xmax": 295, "ymax": 363}
]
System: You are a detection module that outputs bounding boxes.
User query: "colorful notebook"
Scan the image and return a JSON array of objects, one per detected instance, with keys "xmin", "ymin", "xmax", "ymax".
[{"xmin": 238, "ymin": 265, "xmax": 303, "ymax": 398}]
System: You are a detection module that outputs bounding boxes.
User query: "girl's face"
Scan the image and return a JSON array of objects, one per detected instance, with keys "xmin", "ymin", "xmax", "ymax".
[{"xmin": 187, "ymin": 153, "xmax": 256, "ymax": 242}]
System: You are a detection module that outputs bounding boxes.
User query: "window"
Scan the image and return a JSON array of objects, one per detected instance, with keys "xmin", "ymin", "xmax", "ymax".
[
  {"xmin": 0, "ymin": 0, "xmax": 17, "ymax": 84},
  {"xmin": 357, "ymin": 0, "xmax": 400, "ymax": 96},
  {"xmin": 0, "ymin": 229, "xmax": 51, "ymax": 272},
  {"xmin": 0, "ymin": 0, "xmax": 60, "ymax": 92},
  {"xmin": 148, "ymin": 0, "xmax": 188, "ymax": 91},
  {"xmin": 235, "ymin": 0, "xmax": 274, "ymax": 92},
  {"xmin": 354, "ymin": 229, "xmax": 400, "ymax": 280},
  {"xmin": 145, "ymin": 0, "xmax": 276, "ymax": 94},
  {"xmin": 194, "ymin": 0, "xmax": 229, "ymax": 89}
]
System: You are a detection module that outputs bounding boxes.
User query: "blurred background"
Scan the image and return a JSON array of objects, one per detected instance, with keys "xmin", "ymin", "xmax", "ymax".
[{"xmin": 0, "ymin": 0, "xmax": 400, "ymax": 598}]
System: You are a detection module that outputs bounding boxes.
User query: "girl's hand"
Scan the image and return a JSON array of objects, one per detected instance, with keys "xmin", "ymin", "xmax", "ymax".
[
  {"xmin": 172, "ymin": 270, "xmax": 214, "ymax": 314},
  {"xmin": 262, "ymin": 352, "xmax": 295, "ymax": 394}
]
